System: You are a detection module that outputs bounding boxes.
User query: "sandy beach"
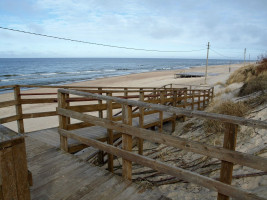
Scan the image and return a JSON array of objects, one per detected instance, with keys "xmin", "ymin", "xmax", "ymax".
[{"xmin": 0, "ymin": 63, "xmax": 243, "ymax": 132}]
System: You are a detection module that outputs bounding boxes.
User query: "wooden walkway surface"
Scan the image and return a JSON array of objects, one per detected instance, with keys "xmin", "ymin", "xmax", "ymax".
[
  {"xmin": 27, "ymin": 112, "xmax": 174, "ymax": 150},
  {"xmin": 25, "ymin": 135, "xmax": 167, "ymax": 200}
]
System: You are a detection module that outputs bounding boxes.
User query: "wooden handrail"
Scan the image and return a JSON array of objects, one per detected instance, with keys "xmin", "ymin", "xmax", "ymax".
[
  {"xmin": 57, "ymin": 88, "xmax": 267, "ymax": 200},
  {"xmin": 57, "ymin": 108, "xmax": 267, "ymax": 171},
  {"xmin": 58, "ymin": 128, "xmax": 265, "ymax": 200},
  {"xmin": 58, "ymin": 89, "xmax": 267, "ymax": 129}
]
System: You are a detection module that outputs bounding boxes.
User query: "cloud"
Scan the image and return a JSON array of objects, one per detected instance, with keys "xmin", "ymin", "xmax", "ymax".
[{"xmin": 0, "ymin": 0, "xmax": 266, "ymax": 58}]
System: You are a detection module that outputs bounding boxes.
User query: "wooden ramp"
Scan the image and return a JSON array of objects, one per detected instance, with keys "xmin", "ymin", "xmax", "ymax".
[{"xmin": 25, "ymin": 135, "xmax": 167, "ymax": 200}]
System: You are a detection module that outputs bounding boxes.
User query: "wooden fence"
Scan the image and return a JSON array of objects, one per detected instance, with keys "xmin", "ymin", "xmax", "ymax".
[
  {"xmin": 57, "ymin": 88, "xmax": 267, "ymax": 200},
  {"xmin": 0, "ymin": 84, "xmax": 213, "ymax": 133}
]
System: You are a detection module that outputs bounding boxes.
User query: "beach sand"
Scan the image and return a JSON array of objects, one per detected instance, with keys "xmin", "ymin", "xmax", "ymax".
[{"xmin": 0, "ymin": 63, "xmax": 243, "ymax": 132}]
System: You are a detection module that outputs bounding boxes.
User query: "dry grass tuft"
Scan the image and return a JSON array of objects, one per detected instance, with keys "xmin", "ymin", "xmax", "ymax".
[
  {"xmin": 204, "ymin": 101, "xmax": 249, "ymax": 134},
  {"xmin": 238, "ymin": 72, "xmax": 267, "ymax": 96},
  {"xmin": 226, "ymin": 64, "xmax": 256, "ymax": 85}
]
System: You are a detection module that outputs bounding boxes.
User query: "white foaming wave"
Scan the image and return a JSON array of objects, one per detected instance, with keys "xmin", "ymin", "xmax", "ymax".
[
  {"xmin": 104, "ymin": 69, "xmax": 116, "ymax": 72},
  {"xmin": 40, "ymin": 73, "xmax": 58, "ymax": 76}
]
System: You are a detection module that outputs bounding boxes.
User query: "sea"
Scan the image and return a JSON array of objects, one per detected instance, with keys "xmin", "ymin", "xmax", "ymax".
[{"xmin": 0, "ymin": 58, "xmax": 242, "ymax": 93}]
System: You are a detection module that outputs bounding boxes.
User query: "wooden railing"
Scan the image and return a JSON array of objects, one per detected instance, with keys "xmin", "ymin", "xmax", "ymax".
[
  {"xmin": 0, "ymin": 84, "xmax": 213, "ymax": 133},
  {"xmin": 57, "ymin": 89, "xmax": 267, "ymax": 200}
]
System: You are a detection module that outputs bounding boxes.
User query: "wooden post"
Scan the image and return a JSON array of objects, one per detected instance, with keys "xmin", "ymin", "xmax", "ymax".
[
  {"xmin": 65, "ymin": 93, "xmax": 71, "ymax": 125},
  {"xmin": 217, "ymin": 123, "xmax": 238, "ymax": 200},
  {"xmin": 153, "ymin": 88, "xmax": 157, "ymax": 101},
  {"xmin": 172, "ymin": 89, "xmax": 177, "ymax": 132},
  {"xmin": 159, "ymin": 91, "xmax": 165, "ymax": 132},
  {"xmin": 122, "ymin": 104, "xmax": 132, "ymax": 180},
  {"xmin": 124, "ymin": 88, "xmax": 128, "ymax": 99},
  {"xmin": 107, "ymin": 92, "xmax": 114, "ymax": 172},
  {"xmin": 14, "ymin": 85, "xmax": 24, "ymax": 134},
  {"xmin": 183, "ymin": 89, "xmax": 187, "ymax": 121},
  {"xmin": 203, "ymin": 90, "xmax": 206, "ymax": 109},
  {"xmin": 207, "ymin": 89, "xmax": 211, "ymax": 105},
  {"xmin": 138, "ymin": 90, "xmax": 144, "ymax": 155},
  {"xmin": 98, "ymin": 87, "xmax": 103, "ymax": 118},
  {"xmin": 191, "ymin": 90, "xmax": 195, "ymax": 110},
  {"xmin": 58, "ymin": 91, "xmax": 68, "ymax": 152},
  {"xmin": 98, "ymin": 87, "xmax": 104, "ymax": 163},
  {"xmin": 198, "ymin": 90, "xmax": 201, "ymax": 110}
]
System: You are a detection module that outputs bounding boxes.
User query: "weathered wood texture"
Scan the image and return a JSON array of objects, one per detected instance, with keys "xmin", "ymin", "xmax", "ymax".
[
  {"xmin": 14, "ymin": 85, "xmax": 24, "ymax": 133},
  {"xmin": 59, "ymin": 89, "xmax": 267, "ymax": 129},
  {"xmin": 57, "ymin": 108, "xmax": 267, "ymax": 172},
  {"xmin": 59, "ymin": 128, "xmax": 265, "ymax": 200},
  {"xmin": 217, "ymin": 123, "xmax": 238, "ymax": 200},
  {"xmin": 0, "ymin": 125, "xmax": 30, "ymax": 200},
  {"xmin": 25, "ymin": 134, "xmax": 164, "ymax": 200}
]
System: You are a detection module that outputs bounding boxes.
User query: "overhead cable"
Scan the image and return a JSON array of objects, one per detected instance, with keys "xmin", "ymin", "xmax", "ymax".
[
  {"xmin": 210, "ymin": 48, "xmax": 240, "ymax": 59},
  {"xmin": 0, "ymin": 26, "xmax": 205, "ymax": 53}
]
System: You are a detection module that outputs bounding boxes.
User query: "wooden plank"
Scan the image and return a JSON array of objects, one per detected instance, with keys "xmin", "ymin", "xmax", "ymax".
[
  {"xmin": 66, "ymin": 122, "xmax": 94, "ymax": 130},
  {"xmin": 0, "ymin": 100, "xmax": 17, "ymax": 108},
  {"xmin": 218, "ymin": 123, "xmax": 238, "ymax": 200},
  {"xmin": 12, "ymin": 142, "xmax": 31, "ymax": 200},
  {"xmin": 57, "ymin": 108, "xmax": 267, "ymax": 171},
  {"xmin": 59, "ymin": 129, "xmax": 265, "ymax": 200},
  {"xmin": 1, "ymin": 148, "xmax": 18, "ymax": 200},
  {"xmin": 122, "ymin": 105, "xmax": 132, "ymax": 180},
  {"xmin": 22, "ymin": 111, "xmax": 57, "ymax": 119},
  {"xmin": 20, "ymin": 98, "xmax": 57, "ymax": 104},
  {"xmin": 58, "ymin": 89, "xmax": 267, "ymax": 129},
  {"xmin": 68, "ymin": 103, "xmax": 121, "ymax": 113}
]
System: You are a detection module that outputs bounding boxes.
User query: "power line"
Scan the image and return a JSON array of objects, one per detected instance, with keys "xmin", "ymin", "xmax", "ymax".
[
  {"xmin": 209, "ymin": 48, "xmax": 240, "ymax": 59},
  {"xmin": 0, "ymin": 26, "xmax": 206, "ymax": 53}
]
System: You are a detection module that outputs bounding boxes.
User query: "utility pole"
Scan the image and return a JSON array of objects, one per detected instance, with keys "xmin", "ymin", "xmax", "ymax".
[
  {"xmin": 204, "ymin": 42, "xmax": 210, "ymax": 85},
  {"xmin": 244, "ymin": 48, "xmax": 246, "ymax": 66}
]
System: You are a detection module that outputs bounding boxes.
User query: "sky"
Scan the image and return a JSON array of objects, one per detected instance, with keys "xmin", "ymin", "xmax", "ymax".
[{"xmin": 0, "ymin": 0, "xmax": 267, "ymax": 59}]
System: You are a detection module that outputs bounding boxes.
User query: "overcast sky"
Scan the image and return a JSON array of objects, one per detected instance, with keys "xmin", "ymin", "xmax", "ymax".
[{"xmin": 0, "ymin": 0, "xmax": 266, "ymax": 59}]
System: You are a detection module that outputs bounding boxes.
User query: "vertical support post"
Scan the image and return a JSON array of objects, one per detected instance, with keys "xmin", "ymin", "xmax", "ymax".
[
  {"xmin": 217, "ymin": 123, "xmax": 238, "ymax": 200},
  {"xmin": 159, "ymin": 90, "xmax": 165, "ymax": 132},
  {"xmin": 14, "ymin": 85, "xmax": 24, "ymax": 134},
  {"xmin": 98, "ymin": 87, "xmax": 103, "ymax": 118},
  {"xmin": 65, "ymin": 93, "xmax": 71, "ymax": 125},
  {"xmin": 205, "ymin": 42, "xmax": 210, "ymax": 84},
  {"xmin": 183, "ymin": 89, "xmax": 187, "ymax": 121},
  {"xmin": 138, "ymin": 89, "xmax": 144, "ymax": 155},
  {"xmin": 153, "ymin": 88, "xmax": 157, "ymax": 101},
  {"xmin": 172, "ymin": 89, "xmax": 177, "ymax": 132},
  {"xmin": 58, "ymin": 91, "xmax": 68, "ymax": 152},
  {"xmin": 207, "ymin": 89, "xmax": 210, "ymax": 105},
  {"xmin": 107, "ymin": 92, "xmax": 113, "ymax": 172},
  {"xmin": 203, "ymin": 90, "xmax": 206, "ymax": 109},
  {"xmin": 98, "ymin": 87, "xmax": 104, "ymax": 164},
  {"xmin": 122, "ymin": 104, "xmax": 132, "ymax": 180},
  {"xmin": 124, "ymin": 88, "xmax": 128, "ymax": 99},
  {"xmin": 191, "ymin": 90, "xmax": 195, "ymax": 110},
  {"xmin": 211, "ymin": 87, "xmax": 214, "ymax": 101},
  {"xmin": 198, "ymin": 90, "xmax": 201, "ymax": 110}
]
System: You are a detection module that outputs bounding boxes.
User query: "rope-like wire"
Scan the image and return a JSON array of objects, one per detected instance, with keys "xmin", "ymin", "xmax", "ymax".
[{"xmin": 0, "ymin": 26, "xmax": 206, "ymax": 53}]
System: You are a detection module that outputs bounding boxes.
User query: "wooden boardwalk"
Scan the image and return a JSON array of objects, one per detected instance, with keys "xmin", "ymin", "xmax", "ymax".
[
  {"xmin": 27, "ymin": 111, "xmax": 175, "ymax": 152},
  {"xmin": 25, "ymin": 135, "xmax": 167, "ymax": 200}
]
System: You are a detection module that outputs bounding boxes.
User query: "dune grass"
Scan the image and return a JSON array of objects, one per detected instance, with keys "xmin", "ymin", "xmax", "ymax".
[{"xmin": 204, "ymin": 100, "xmax": 249, "ymax": 134}]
